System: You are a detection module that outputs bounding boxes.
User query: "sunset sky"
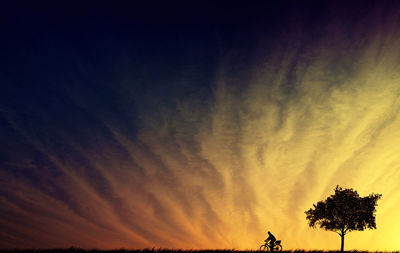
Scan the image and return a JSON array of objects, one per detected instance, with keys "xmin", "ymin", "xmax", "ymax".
[{"xmin": 2, "ymin": 1, "xmax": 400, "ymax": 250}]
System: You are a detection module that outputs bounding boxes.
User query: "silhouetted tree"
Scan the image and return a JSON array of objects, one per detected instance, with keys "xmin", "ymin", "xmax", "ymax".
[{"xmin": 305, "ymin": 186, "xmax": 382, "ymax": 252}]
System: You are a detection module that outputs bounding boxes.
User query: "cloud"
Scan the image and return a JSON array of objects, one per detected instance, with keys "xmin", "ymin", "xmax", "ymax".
[{"xmin": 2, "ymin": 1, "xmax": 400, "ymax": 250}]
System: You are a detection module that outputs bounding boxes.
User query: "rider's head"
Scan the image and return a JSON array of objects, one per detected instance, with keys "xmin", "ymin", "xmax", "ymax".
[{"xmin": 268, "ymin": 231, "xmax": 271, "ymax": 235}]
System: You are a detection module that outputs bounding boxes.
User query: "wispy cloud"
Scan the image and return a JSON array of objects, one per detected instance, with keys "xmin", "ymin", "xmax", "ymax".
[{"xmin": 2, "ymin": 1, "xmax": 400, "ymax": 251}]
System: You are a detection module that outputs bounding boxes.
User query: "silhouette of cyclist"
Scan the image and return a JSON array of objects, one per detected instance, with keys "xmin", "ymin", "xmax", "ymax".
[{"xmin": 265, "ymin": 231, "xmax": 276, "ymax": 250}]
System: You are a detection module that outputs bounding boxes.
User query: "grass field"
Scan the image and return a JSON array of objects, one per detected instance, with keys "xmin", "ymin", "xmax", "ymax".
[{"xmin": 0, "ymin": 249, "xmax": 398, "ymax": 253}]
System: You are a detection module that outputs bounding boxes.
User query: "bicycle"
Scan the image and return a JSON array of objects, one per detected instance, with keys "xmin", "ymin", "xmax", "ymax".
[{"xmin": 259, "ymin": 240, "xmax": 283, "ymax": 251}]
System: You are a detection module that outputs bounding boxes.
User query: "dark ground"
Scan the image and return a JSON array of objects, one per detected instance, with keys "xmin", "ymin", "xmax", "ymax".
[{"xmin": 0, "ymin": 249, "xmax": 397, "ymax": 253}]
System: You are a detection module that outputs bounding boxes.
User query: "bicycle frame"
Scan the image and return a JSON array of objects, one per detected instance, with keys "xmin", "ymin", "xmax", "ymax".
[{"xmin": 259, "ymin": 241, "xmax": 282, "ymax": 251}]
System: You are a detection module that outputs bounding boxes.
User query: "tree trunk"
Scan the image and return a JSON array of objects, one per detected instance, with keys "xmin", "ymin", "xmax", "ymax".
[{"xmin": 340, "ymin": 234, "xmax": 345, "ymax": 252}]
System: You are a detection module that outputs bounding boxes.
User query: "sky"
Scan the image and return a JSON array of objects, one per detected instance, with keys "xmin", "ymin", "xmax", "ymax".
[{"xmin": 1, "ymin": 0, "xmax": 400, "ymax": 250}]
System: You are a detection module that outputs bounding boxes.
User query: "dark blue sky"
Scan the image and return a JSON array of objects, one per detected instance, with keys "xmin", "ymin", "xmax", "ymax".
[
  {"xmin": 1, "ymin": 1, "xmax": 291, "ymax": 150},
  {"xmin": 2, "ymin": 0, "xmax": 400, "ymax": 249}
]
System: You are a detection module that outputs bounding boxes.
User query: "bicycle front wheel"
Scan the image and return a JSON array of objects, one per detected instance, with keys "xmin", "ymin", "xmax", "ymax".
[
  {"xmin": 273, "ymin": 245, "xmax": 282, "ymax": 251},
  {"xmin": 260, "ymin": 245, "xmax": 268, "ymax": 251}
]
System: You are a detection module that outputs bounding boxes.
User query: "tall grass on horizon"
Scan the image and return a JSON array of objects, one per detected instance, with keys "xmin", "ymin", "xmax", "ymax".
[{"xmin": 0, "ymin": 248, "xmax": 398, "ymax": 253}]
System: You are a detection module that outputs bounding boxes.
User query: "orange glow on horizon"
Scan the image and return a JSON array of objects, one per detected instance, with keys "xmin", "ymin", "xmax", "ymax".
[{"xmin": 2, "ymin": 2, "xmax": 400, "ymax": 251}]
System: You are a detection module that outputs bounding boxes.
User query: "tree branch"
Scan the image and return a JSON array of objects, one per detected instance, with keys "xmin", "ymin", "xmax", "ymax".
[{"xmin": 333, "ymin": 230, "xmax": 341, "ymax": 236}]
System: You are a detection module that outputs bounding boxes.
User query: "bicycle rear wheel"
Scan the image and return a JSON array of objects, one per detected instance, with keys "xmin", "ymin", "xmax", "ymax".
[{"xmin": 259, "ymin": 245, "xmax": 268, "ymax": 251}]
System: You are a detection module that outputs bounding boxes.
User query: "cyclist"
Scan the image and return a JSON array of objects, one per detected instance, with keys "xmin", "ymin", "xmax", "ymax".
[{"xmin": 265, "ymin": 231, "xmax": 276, "ymax": 250}]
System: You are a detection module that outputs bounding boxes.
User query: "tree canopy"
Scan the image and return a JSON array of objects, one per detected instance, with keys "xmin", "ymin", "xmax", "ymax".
[{"xmin": 305, "ymin": 186, "xmax": 382, "ymax": 251}]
